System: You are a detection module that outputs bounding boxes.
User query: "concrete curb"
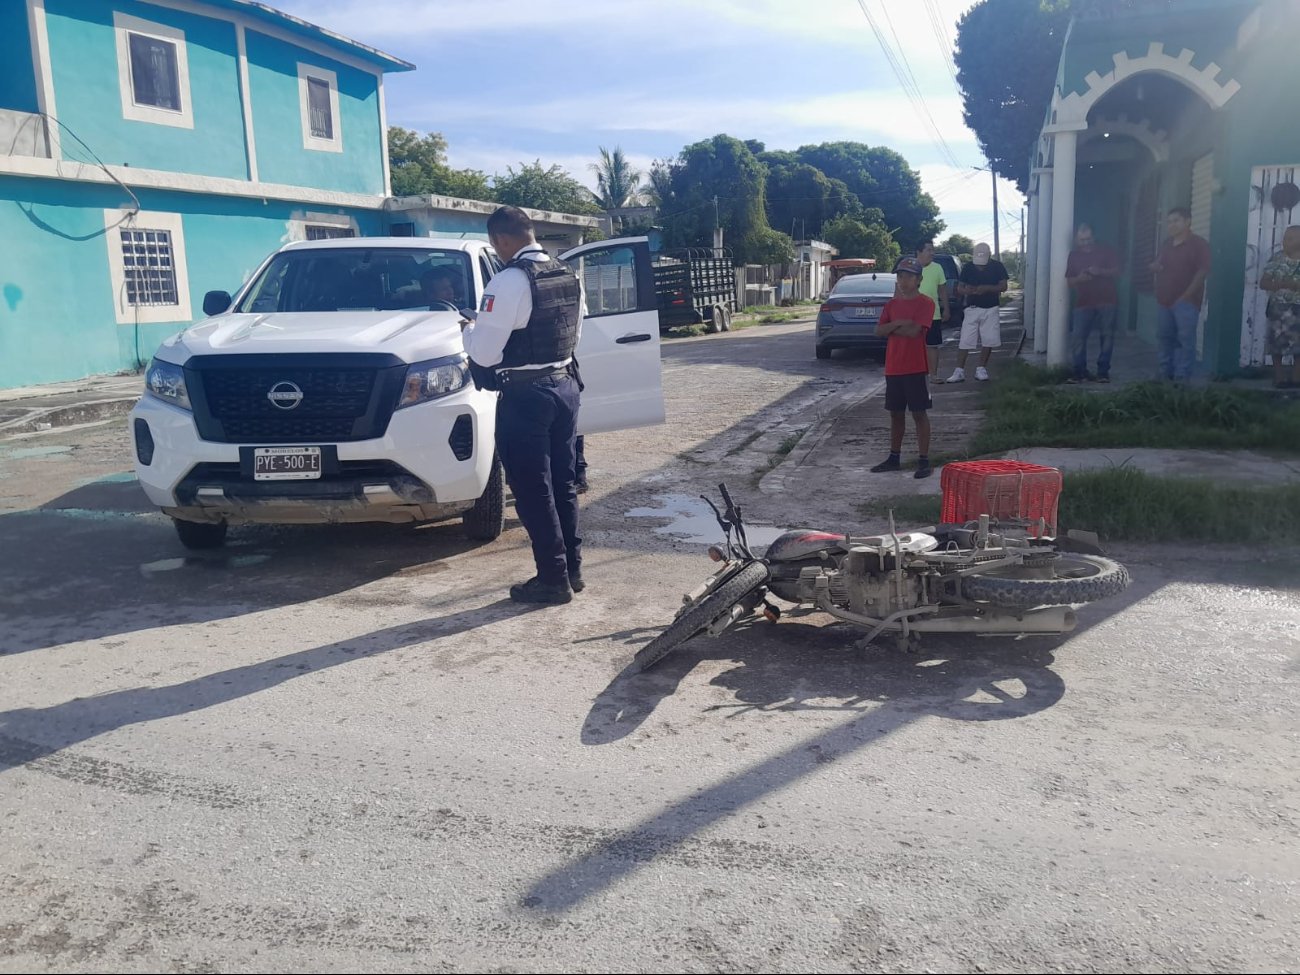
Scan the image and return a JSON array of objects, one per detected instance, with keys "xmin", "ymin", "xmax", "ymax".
[
  {"xmin": 0, "ymin": 397, "xmax": 138, "ymax": 439},
  {"xmin": 758, "ymin": 378, "xmax": 887, "ymax": 496}
]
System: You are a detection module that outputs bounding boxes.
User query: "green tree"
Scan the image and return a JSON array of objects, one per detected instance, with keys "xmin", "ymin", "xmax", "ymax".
[
  {"xmin": 821, "ymin": 215, "xmax": 901, "ymax": 269},
  {"xmin": 955, "ymin": 0, "xmax": 1072, "ymax": 192},
  {"xmin": 590, "ymin": 146, "xmax": 643, "ymax": 209},
  {"xmin": 656, "ymin": 134, "xmax": 792, "ymax": 264},
  {"xmin": 387, "ymin": 127, "xmax": 493, "ymax": 200},
  {"xmin": 998, "ymin": 250, "xmax": 1025, "ymax": 282},
  {"xmin": 793, "ymin": 142, "xmax": 943, "ymax": 251},
  {"xmin": 760, "ymin": 154, "xmax": 861, "ymax": 240},
  {"xmin": 492, "ymin": 161, "xmax": 601, "ymax": 215},
  {"xmin": 938, "ymin": 233, "xmax": 975, "ymax": 256}
]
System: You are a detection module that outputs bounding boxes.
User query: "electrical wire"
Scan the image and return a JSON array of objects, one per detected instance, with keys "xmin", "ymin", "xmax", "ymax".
[{"xmin": 853, "ymin": 0, "xmax": 964, "ymax": 170}]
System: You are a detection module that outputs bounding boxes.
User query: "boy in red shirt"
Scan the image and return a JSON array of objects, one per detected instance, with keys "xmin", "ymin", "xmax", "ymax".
[{"xmin": 872, "ymin": 256, "xmax": 936, "ymax": 478}]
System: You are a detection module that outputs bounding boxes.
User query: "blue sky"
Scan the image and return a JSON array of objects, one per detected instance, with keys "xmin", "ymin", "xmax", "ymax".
[{"xmin": 282, "ymin": 0, "xmax": 1027, "ymax": 247}]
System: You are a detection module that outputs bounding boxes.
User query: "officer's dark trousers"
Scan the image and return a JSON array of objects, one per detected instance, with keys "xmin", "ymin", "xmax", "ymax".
[{"xmin": 495, "ymin": 375, "xmax": 581, "ymax": 586}]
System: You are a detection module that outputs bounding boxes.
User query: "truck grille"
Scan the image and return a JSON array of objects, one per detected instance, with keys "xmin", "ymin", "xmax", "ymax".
[{"xmin": 187, "ymin": 355, "xmax": 404, "ymax": 444}]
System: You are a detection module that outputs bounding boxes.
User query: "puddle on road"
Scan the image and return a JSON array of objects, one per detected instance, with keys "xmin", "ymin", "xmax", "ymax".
[
  {"xmin": 140, "ymin": 554, "xmax": 271, "ymax": 575},
  {"xmin": 625, "ymin": 494, "xmax": 788, "ymax": 547},
  {"xmin": 75, "ymin": 471, "xmax": 137, "ymax": 487}
]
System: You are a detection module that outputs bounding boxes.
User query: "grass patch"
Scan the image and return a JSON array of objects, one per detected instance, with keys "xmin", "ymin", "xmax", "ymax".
[
  {"xmin": 775, "ymin": 428, "xmax": 807, "ymax": 456},
  {"xmin": 858, "ymin": 494, "xmax": 942, "ymax": 525},
  {"xmin": 858, "ymin": 467, "xmax": 1300, "ymax": 544},
  {"xmin": 661, "ymin": 324, "xmax": 706, "ymax": 339},
  {"xmin": 970, "ymin": 361, "xmax": 1300, "ymax": 456}
]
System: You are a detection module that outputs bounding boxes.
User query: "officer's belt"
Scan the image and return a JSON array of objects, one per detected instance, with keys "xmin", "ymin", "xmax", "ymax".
[{"xmin": 496, "ymin": 364, "xmax": 570, "ymax": 387}]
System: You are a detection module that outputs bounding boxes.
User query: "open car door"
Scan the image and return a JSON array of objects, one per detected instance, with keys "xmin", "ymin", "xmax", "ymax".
[{"xmin": 560, "ymin": 237, "xmax": 666, "ymax": 434}]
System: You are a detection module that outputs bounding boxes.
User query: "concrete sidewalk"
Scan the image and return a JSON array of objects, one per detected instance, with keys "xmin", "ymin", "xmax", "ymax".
[
  {"xmin": 0, "ymin": 372, "xmax": 142, "ymax": 440},
  {"xmin": 761, "ymin": 295, "xmax": 1300, "ymax": 529}
]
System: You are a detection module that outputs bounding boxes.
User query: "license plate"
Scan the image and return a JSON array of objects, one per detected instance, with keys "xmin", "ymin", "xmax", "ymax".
[
  {"xmin": 253, "ymin": 446, "xmax": 322, "ymax": 481},
  {"xmin": 854, "ymin": 307, "xmax": 879, "ymax": 319}
]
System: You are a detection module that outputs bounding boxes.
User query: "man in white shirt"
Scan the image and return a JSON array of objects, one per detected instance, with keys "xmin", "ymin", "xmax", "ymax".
[{"xmin": 462, "ymin": 206, "xmax": 585, "ymax": 605}]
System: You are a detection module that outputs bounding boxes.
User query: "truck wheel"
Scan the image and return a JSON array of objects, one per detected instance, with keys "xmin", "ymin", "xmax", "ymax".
[
  {"xmin": 173, "ymin": 518, "xmax": 228, "ymax": 550},
  {"xmin": 462, "ymin": 456, "xmax": 505, "ymax": 541},
  {"xmin": 717, "ymin": 306, "xmax": 732, "ymax": 332},
  {"xmin": 705, "ymin": 311, "xmax": 721, "ymax": 334}
]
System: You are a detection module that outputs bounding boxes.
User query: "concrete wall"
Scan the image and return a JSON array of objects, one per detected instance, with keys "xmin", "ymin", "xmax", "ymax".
[
  {"xmin": 1204, "ymin": 13, "xmax": 1300, "ymax": 373},
  {"xmin": 44, "ymin": 0, "xmax": 249, "ymax": 180},
  {"xmin": 37, "ymin": 1, "xmax": 386, "ymax": 195},
  {"xmin": 0, "ymin": 175, "xmax": 382, "ymax": 388},
  {"xmin": 0, "ymin": 3, "xmax": 39, "ymax": 114},
  {"xmin": 244, "ymin": 29, "xmax": 385, "ymax": 196}
]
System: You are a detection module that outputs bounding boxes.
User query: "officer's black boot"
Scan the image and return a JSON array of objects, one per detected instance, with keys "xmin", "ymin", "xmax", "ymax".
[{"xmin": 509, "ymin": 577, "xmax": 574, "ymax": 605}]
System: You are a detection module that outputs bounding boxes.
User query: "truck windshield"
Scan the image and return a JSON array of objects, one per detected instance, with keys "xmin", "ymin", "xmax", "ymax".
[{"xmin": 235, "ymin": 248, "xmax": 475, "ymax": 313}]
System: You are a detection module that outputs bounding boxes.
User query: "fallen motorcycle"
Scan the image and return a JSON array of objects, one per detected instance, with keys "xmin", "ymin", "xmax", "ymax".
[{"xmin": 634, "ymin": 483, "xmax": 1130, "ymax": 672}]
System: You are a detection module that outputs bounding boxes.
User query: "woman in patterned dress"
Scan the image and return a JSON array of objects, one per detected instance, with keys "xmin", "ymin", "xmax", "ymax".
[{"xmin": 1259, "ymin": 225, "xmax": 1300, "ymax": 388}]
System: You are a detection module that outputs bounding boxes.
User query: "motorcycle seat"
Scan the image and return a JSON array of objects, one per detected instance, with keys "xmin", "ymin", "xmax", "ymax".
[{"xmin": 764, "ymin": 530, "xmax": 846, "ymax": 562}]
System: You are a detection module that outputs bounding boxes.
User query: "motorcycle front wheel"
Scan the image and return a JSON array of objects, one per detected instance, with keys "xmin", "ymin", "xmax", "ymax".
[
  {"xmin": 960, "ymin": 554, "xmax": 1129, "ymax": 610},
  {"xmin": 634, "ymin": 561, "xmax": 771, "ymax": 672}
]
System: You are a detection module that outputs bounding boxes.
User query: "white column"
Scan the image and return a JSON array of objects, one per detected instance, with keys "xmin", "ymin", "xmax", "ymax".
[
  {"xmin": 1046, "ymin": 129, "xmax": 1078, "ymax": 366},
  {"xmin": 1033, "ymin": 168, "xmax": 1054, "ymax": 353},
  {"xmin": 1023, "ymin": 177, "xmax": 1038, "ymax": 341}
]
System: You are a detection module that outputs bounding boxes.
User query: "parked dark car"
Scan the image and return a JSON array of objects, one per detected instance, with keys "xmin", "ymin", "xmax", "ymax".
[
  {"xmin": 815, "ymin": 272, "xmax": 898, "ymax": 359},
  {"xmin": 932, "ymin": 253, "xmax": 964, "ymax": 324}
]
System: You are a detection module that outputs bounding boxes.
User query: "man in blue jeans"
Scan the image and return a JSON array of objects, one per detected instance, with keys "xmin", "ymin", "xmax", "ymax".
[
  {"xmin": 1150, "ymin": 207, "xmax": 1211, "ymax": 381},
  {"xmin": 1065, "ymin": 223, "xmax": 1121, "ymax": 383}
]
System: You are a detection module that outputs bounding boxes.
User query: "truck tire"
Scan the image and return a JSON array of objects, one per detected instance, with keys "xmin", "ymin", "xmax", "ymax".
[
  {"xmin": 961, "ymin": 555, "xmax": 1129, "ymax": 610},
  {"xmin": 462, "ymin": 456, "xmax": 505, "ymax": 541},
  {"xmin": 173, "ymin": 518, "xmax": 228, "ymax": 550},
  {"xmin": 705, "ymin": 309, "xmax": 721, "ymax": 334},
  {"xmin": 717, "ymin": 306, "xmax": 732, "ymax": 332},
  {"xmin": 634, "ymin": 560, "xmax": 771, "ymax": 672}
]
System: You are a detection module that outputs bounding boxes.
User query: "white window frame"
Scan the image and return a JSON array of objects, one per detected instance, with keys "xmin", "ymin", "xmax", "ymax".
[
  {"xmin": 297, "ymin": 62, "xmax": 342, "ymax": 153},
  {"xmin": 104, "ymin": 209, "xmax": 193, "ymax": 325},
  {"xmin": 288, "ymin": 212, "xmax": 358, "ymax": 241},
  {"xmin": 113, "ymin": 12, "xmax": 194, "ymax": 129}
]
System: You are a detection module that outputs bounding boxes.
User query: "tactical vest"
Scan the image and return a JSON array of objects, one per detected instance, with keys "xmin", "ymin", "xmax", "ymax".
[{"xmin": 496, "ymin": 254, "xmax": 582, "ymax": 371}]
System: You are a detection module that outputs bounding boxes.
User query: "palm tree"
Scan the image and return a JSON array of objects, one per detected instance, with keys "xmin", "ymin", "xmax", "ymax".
[{"xmin": 590, "ymin": 146, "xmax": 643, "ymax": 210}]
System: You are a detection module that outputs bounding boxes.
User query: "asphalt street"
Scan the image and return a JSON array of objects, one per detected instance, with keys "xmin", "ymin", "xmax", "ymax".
[{"xmin": 1, "ymin": 320, "xmax": 1297, "ymax": 973}]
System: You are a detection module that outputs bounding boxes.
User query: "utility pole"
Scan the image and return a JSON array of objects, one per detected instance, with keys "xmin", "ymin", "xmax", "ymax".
[
  {"xmin": 712, "ymin": 194, "xmax": 723, "ymax": 257},
  {"xmin": 991, "ymin": 167, "xmax": 1001, "ymax": 256},
  {"xmin": 1019, "ymin": 207, "xmax": 1026, "ymax": 280}
]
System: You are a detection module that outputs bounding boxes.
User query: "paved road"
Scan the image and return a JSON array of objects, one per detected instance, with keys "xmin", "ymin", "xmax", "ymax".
[{"xmin": 1, "ymin": 321, "xmax": 1297, "ymax": 973}]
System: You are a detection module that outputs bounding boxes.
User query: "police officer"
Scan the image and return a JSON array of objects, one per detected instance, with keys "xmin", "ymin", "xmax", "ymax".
[{"xmin": 462, "ymin": 206, "xmax": 585, "ymax": 605}]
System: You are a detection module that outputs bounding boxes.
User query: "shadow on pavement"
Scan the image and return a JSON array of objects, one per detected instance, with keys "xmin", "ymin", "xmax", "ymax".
[{"xmin": 0, "ymin": 597, "xmax": 532, "ymax": 767}]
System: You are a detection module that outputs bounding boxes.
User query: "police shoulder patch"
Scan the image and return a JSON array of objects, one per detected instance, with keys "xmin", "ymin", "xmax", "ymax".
[{"xmin": 480, "ymin": 294, "xmax": 495, "ymax": 313}]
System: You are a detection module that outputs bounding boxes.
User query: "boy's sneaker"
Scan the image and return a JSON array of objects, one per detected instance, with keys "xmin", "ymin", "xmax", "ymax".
[
  {"xmin": 914, "ymin": 460, "xmax": 933, "ymax": 479},
  {"xmin": 945, "ymin": 367, "xmax": 966, "ymax": 383},
  {"xmin": 870, "ymin": 456, "xmax": 902, "ymax": 473},
  {"xmin": 975, "ymin": 366, "xmax": 990, "ymax": 381}
]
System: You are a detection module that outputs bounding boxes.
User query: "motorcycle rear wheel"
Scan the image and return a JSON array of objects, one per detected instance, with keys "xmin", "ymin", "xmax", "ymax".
[
  {"xmin": 960, "ymin": 554, "xmax": 1129, "ymax": 610},
  {"xmin": 634, "ymin": 561, "xmax": 771, "ymax": 672}
]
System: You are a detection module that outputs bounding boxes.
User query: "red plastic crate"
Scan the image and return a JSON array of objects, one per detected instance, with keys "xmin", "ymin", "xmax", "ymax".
[{"xmin": 940, "ymin": 460, "xmax": 1062, "ymax": 536}]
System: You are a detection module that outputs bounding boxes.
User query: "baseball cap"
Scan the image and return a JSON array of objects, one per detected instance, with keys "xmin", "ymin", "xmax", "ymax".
[
  {"xmin": 895, "ymin": 256, "xmax": 923, "ymax": 275},
  {"xmin": 973, "ymin": 243, "xmax": 991, "ymax": 266}
]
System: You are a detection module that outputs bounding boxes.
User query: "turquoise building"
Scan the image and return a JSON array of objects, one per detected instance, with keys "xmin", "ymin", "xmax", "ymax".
[
  {"xmin": 1023, "ymin": 0, "xmax": 1300, "ymax": 376},
  {"xmin": 0, "ymin": 0, "xmax": 413, "ymax": 389}
]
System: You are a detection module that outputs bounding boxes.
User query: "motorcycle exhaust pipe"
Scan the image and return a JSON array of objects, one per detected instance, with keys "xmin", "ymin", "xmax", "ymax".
[{"xmin": 911, "ymin": 606, "xmax": 1077, "ymax": 635}]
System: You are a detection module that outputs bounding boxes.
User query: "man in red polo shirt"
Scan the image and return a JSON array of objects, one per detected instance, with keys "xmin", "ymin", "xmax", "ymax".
[
  {"xmin": 1065, "ymin": 223, "xmax": 1121, "ymax": 383},
  {"xmin": 1150, "ymin": 206, "xmax": 1211, "ymax": 382},
  {"xmin": 870, "ymin": 256, "xmax": 936, "ymax": 479}
]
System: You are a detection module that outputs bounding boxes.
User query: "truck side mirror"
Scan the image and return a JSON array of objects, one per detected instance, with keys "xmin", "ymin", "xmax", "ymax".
[{"xmin": 203, "ymin": 290, "xmax": 232, "ymax": 316}]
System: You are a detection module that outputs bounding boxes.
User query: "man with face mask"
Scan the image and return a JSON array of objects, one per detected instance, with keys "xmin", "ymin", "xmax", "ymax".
[{"xmin": 946, "ymin": 243, "xmax": 1009, "ymax": 382}]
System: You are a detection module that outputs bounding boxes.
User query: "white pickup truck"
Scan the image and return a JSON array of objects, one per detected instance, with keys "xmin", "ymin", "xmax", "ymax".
[{"xmin": 129, "ymin": 236, "xmax": 665, "ymax": 549}]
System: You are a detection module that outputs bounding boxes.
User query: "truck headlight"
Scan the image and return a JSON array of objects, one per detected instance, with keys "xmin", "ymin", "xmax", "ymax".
[
  {"xmin": 399, "ymin": 355, "xmax": 470, "ymax": 408},
  {"xmin": 145, "ymin": 359, "xmax": 191, "ymax": 410}
]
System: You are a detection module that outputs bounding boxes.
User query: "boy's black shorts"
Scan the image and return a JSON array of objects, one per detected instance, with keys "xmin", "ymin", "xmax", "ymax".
[
  {"xmin": 885, "ymin": 372, "xmax": 931, "ymax": 413},
  {"xmin": 925, "ymin": 319, "xmax": 943, "ymax": 347}
]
